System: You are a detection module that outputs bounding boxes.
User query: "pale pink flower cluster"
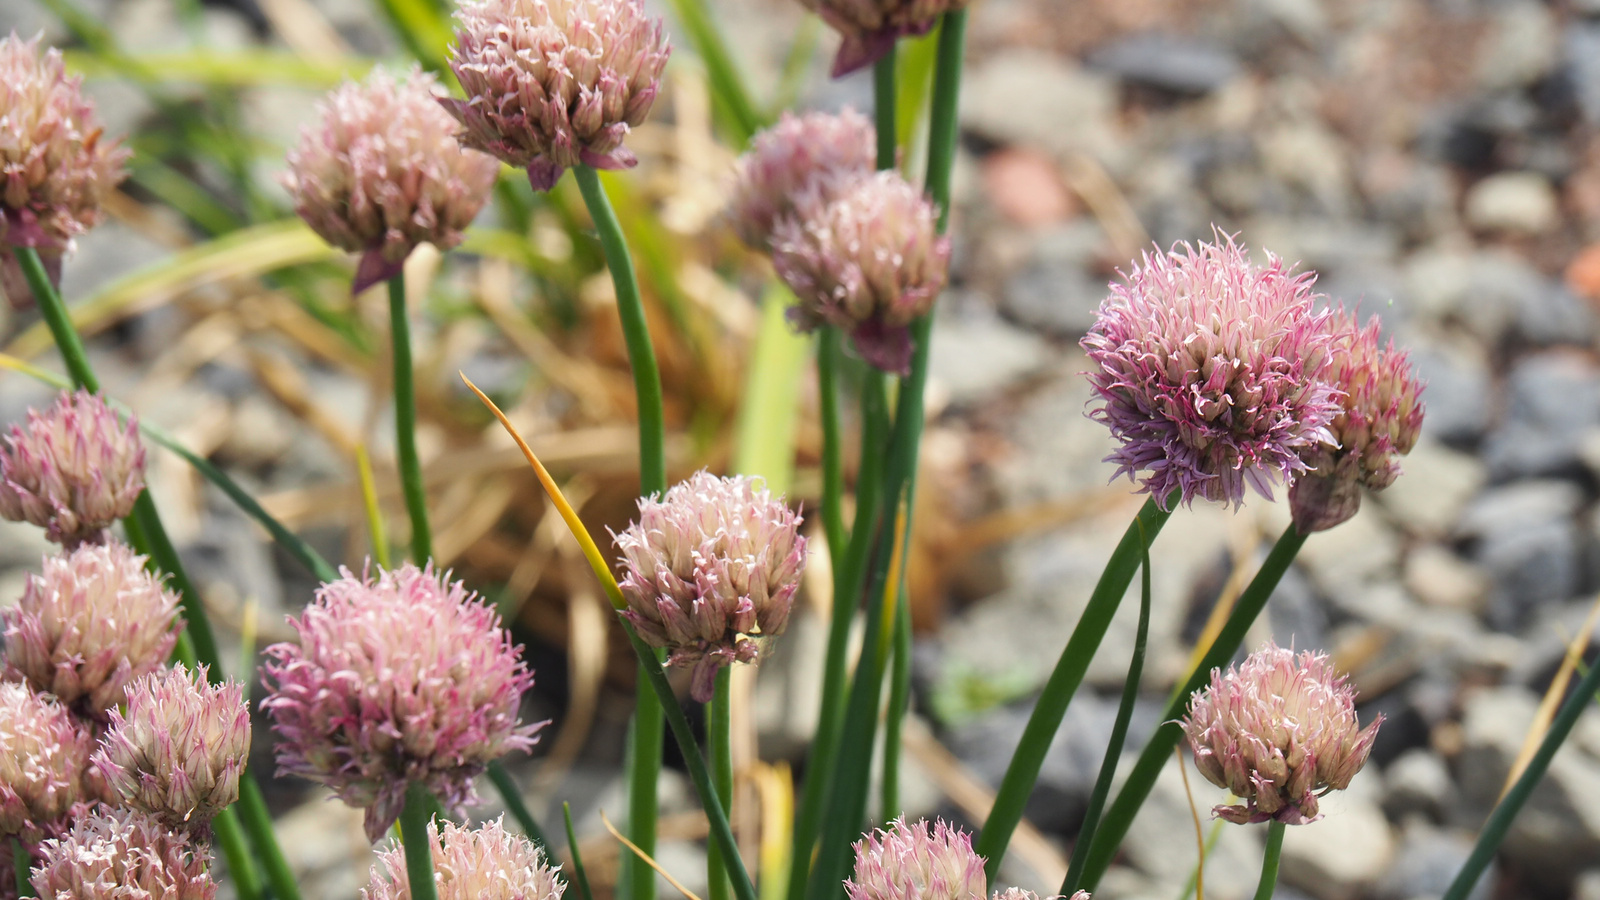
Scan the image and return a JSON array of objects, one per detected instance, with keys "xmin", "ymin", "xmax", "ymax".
[
  {"xmin": 1183, "ymin": 642, "xmax": 1382, "ymax": 825},
  {"xmin": 362, "ymin": 817, "xmax": 565, "ymax": 900},
  {"xmin": 445, "ymin": 0, "xmax": 670, "ymax": 190},
  {"xmin": 0, "ymin": 682, "xmax": 92, "ymax": 848},
  {"xmin": 847, "ymin": 819, "xmax": 1088, "ymax": 900},
  {"xmin": 94, "ymin": 665, "xmax": 250, "ymax": 829},
  {"xmin": 613, "ymin": 471, "xmax": 808, "ymax": 702},
  {"xmin": 728, "ymin": 108, "xmax": 876, "ymax": 251},
  {"xmin": 29, "ymin": 807, "xmax": 216, "ymax": 900},
  {"xmin": 261, "ymin": 563, "xmax": 543, "ymax": 841},
  {"xmin": 799, "ymin": 0, "xmax": 969, "ymax": 76},
  {"xmin": 4, "ymin": 541, "xmax": 181, "ymax": 718},
  {"xmin": 0, "ymin": 33, "xmax": 129, "ymax": 302},
  {"xmin": 1288, "ymin": 309, "xmax": 1426, "ymax": 533},
  {"xmin": 0, "ymin": 390, "xmax": 146, "ymax": 546},
  {"xmin": 285, "ymin": 66, "xmax": 501, "ymax": 294}
]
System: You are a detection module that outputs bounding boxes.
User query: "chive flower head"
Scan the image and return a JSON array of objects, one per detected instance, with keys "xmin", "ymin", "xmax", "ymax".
[
  {"xmin": 846, "ymin": 818, "xmax": 987, "ymax": 900},
  {"xmin": 362, "ymin": 816, "xmax": 565, "ymax": 900},
  {"xmin": 728, "ymin": 108, "xmax": 875, "ymax": 251},
  {"xmin": 0, "ymin": 390, "xmax": 145, "ymax": 546},
  {"xmin": 798, "ymin": 0, "xmax": 971, "ymax": 77},
  {"xmin": 0, "ymin": 682, "xmax": 91, "ymax": 846},
  {"xmin": 30, "ymin": 807, "xmax": 216, "ymax": 900}
]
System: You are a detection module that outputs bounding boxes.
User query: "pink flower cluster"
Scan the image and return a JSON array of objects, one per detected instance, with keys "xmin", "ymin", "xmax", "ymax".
[
  {"xmin": 0, "ymin": 390, "xmax": 146, "ymax": 547},
  {"xmin": 261, "ymin": 563, "xmax": 543, "ymax": 841},
  {"xmin": 29, "ymin": 807, "xmax": 216, "ymax": 900},
  {"xmin": 0, "ymin": 682, "xmax": 92, "ymax": 848},
  {"xmin": 799, "ymin": 0, "xmax": 970, "ymax": 77},
  {"xmin": 284, "ymin": 66, "xmax": 501, "ymax": 294},
  {"xmin": 847, "ymin": 818, "xmax": 1089, "ymax": 900},
  {"xmin": 445, "ymin": 0, "xmax": 669, "ymax": 190},
  {"xmin": 363, "ymin": 816, "xmax": 565, "ymax": 900},
  {"xmin": 729, "ymin": 111, "xmax": 950, "ymax": 375},
  {"xmin": 1183, "ymin": 643, "xmax": 1382, "ymax": 825},
  {"xmin": 614, "ymin": 471, "xmax": 808, "ymax": 702}
]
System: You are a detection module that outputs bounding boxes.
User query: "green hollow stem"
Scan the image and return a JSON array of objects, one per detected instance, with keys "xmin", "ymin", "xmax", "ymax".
[
  {"xmin": 660, "ymin": 0, "xmax": 764, "ymax": 144},
  {"xmin": 786, "ymin": 373, "xmax": 890, "ymax": 900},
  {"xmin": 213, "ymin": 807, "xmax": 262, "ymax": 900},
  {"xmin": 487, "ymin": 761, "xmax": 551, "ymax": 853},
  {"xmin": 974, "ymin": 497, "xmax": 1172, "ymax": 884},
  {"xmin": 387, "ymin": 272, "xmax": 432, "ymax": 564},
  {"xmin": 881, "ymin": 590, "xmax": 912, "ymax": 819},
  {"xmin": 563, "ymin": 802, "xmax": 596, "ymax": 900},
  {"xmin": 1441, "ymin": 614, "xmax": 1600, "ymax": 900},
  {"xmin": 16, "ymin": 245, "xmax": 299, "ymax": 900},
  {"xmin": 874, "ymin": 51, "xmax": 898, "ymax": 171},
  {"xmin": 238, "ymin": 772, "xmax": 302, "ymax": 900},
  {"xmin": 622, "ymin": 622, "xmax": 759, "ymax": 900},
  {"xmin": 1060, "ymin": 523, "xmax": 1153, "ymax": 898},
  {"xmin": 1253, "ymin": 821, "xmax": 1286, "ymax": 900},
  {"xmin": 1076, "ymin": 525, "xmax": 1310, "ymax": 892},
  {"xmin": 400, "ymin": 783, "xmax": 440, "ymax": 900},
  {"xmin": 817, "ymin": 329, "xmax": 846, "ymax": 562},
  {"xmin": 13, "ymin": 837, "xmax": 32, "ymax": 898},
  {"xmin": 707, "ymin": 668, "xmax": 735, "ymax": 900}
]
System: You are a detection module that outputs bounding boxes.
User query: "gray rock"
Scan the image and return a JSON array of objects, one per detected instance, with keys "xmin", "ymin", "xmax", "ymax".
[
  {"xmin": 1000, "ymin": 221, "xmax": 1110, "ymax": 337},
  {"xmin": 1119, "ymin": 759, "xmax": 1265, "ymax": 900},
  {"xmin": 1458, "ymin": 480, "xmax": 1584, "ymax": 630},
  {"xmin": 1375, "ymin": 823, "xmax": 1493, "ymax": 900},
  {"xmin": 1382, "ymin": 749, "xmax": 1453, "ymax": 822},
  {"xmin": 962, "ymin": 53, "xmax": 1117, "ymax": 160},
  {"xmin": 1404, "ymin": 251, "xmax": 1594, "ymax": 346},
  {"xmin": 1403, "ymin": 543, "xmax": 1489, "ymax": 613},
  {"xmin": 1456, "ymin": 479, "xmax": 1584, "ymax": 539},
  {"xmin": 1279, "ymin": 775, "xmax": 1395, "ymax": 900},
  {"xmin": 1566, "ymin": 24, "xmax": 1600, "ymax": 126},
  {"xmin": 1579, "ymin": 869, "xmax": 1600, "ymax": 900},
  {"xmin": 1482, "ymin": 354, "xmax": 1600, "ymax": 480},
  {"xmin": 1087, "ymin": 32, "xmax": 1241, "ymax": 95},
  {"xmin": 1465, "ymin": 171, "xmax": 1561, "ymax": 234},
  {"xmin": 1405, "ymin": 338, "xmax": 1493, "ymax": 445},
  {"xmin": 1475, "ymin": 2, "xmax": 1559, "ymax": 91},
  {"xmin": 928, "ymin": 301, "xmax": 1051, "ymax": 407}
]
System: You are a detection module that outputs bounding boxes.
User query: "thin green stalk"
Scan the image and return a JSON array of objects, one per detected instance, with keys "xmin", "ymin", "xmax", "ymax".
[
  {"xmin": 924, "ymin": 11, "xmax": 967, "ymax": 231},
  {"xmin": 13, "ymin": 837, "xmax": 32, "ymax": 898},
  {"xmin": 975, "ymin": 497, "xmax": 1172, "ymax": 883},
  {"xmin": 238, "ymin": 774, "xmax": 302, "ymax": 900},
  {"xmin": 1441, "ymin": 622, "xmax": 1600, "ymax": 900},
  {"xmin": 881, "ymin": 590, "xmax": 912, "ymax": 819},
  {"xmin": 817, "ymin": 329, "xmax": 846, "ymax": 562},
  {"xmin": 707, "ymin": 668, "xmax": 735, "ymax": 900},
  {"xmin": 786, "ymin": 373, "xmax": 890, "ymax": 900},
  {"xmin": 660, "ymin": 0, "xmax": 765, "ymax": 144},
  {"xmin": 874, "ymin": 51, "xmax": 898, "ymax": 171},
  {"xmin": 1076, "ymin": 525, "xmax": 1310, "ymax": 892},
  {"xmin": 388, "ymin": 272, "xmax": 432, "ymax": 563},
  {"xmin": 1253, "ymin": 822, "xmax": 1285, "ymax": 900},
  {"xmin": 400, "ymin": 783, "xmax": 439, "ymax": 900},
  {"xmin": 18, "ymin": 247, "xmax": 99, "ymax": 392},
  {"xmin": 622, "ymin": 623, "xmax": 759, "ymax": 900},
  {"xmin": 563, "ymin": 802, "xmax": 596, "ymax": 900},
  {"xmin": 1061, "ymin": 523, "xmax": 1153, "ymax": 898},
  {"xmin": 487, "ymin": 761, "xmax": 551, "ymax": 852},
  {"xmin": 213, "ymin": 807, "xmax": 262, "ymax": 900}
]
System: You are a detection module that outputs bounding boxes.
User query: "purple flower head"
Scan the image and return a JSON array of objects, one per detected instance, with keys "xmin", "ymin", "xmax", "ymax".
[
  {"xmin": 728, "ymin": 108, "xmax": 876, "ymax": 251},
  {"xmin": 0, "ymin": 33, "xmax": 129, "ymax": 306},
  {"xmin": 613, "ymin": 471, "xmax": 808, "ymax": 703},
  {"xmin": 4, "ymin": 541, "xmax": 181, "ymax": 719},
  {"xmin": 0, "ymin": 682, "xmax": 92, "ymax": 847},
  {"xmin": 772, "ymin": 170, "xmax": 951, "ymax": 375},
  {"xmin": 284, "ymin": 65, "xmax": 501, "ymax": 295},
  {"xmin": 846, "ymin": 818, "xmax": 987, "ymax": 900},
  {"xmin": 798, "ymin": 0, "xmax": 970, "ymax": 77},
  {"xmin": 30, "ymin": 807, "xmax": 216, "ymax": 900},
  {"xmin": 94, "ymin": 664, "xmax": 250, "ymax": 830},
  {"xmin": 1288, "ymin": 309, "xmax": 1426, "ymax": 533},
  {"xmin": 444, "ymin": 0, "xmax": 670, "ymax": 191},
  {"xmin": 1183, "ymin": 642, "xmax": 1382, "ymax": 826},
  {"xmin": 260, "ymin": 562, "xmax": 543, "ymax": 842},
  {"xmin": 1080, "ymin": 235, "xmax": 1341, "ymax": 510},
  {"xmin": 0, "ymin": 390, "xmax": 146, "ymax": 546},
  {"xmin": 363, "ymin": 816, "xmax": 566, "ymax": 900}
]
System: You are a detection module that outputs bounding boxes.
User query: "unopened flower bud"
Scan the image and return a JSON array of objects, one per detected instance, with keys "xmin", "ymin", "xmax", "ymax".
[
  {"xmin": 30, "ymin": 807, "xmax": 216, "ymax": 900},
  {"xmin": 1183, "ymin": 642, "xmax": 1382, "ymax": 825},
  {"xmin": 261, "ymin": 563, "xmax": 543, "ymax": 842},
  {"xmin": 94, "ymin": 665, "xmax": 250, "ymax": 829},
  {"xmin": 284, "ymin": 66, "xmax": 500, "ymax": 295},
  {"xmin": 1081, "ymin": 235, "xmax": 1341, "ymax": 510},
  {"xmin": 0, "ymin": 390, "xmax": 145, "ymax": 546},
  {"xmin": 4, "ymin": 541, "xmax": 181, "ymax": 718},
  {"xmin": 728, "ymin": 109, "xmax": 876, "ymax": 251},
  {"xmin": 772, "ymin": 170, "xmax": 951, "ymax": 375},
  {"xmin": 798, "ymin": 0, "xmax": 970, "ymax": 77},
  {"xmin": 444, "ymin": 0, "xmax": 670, "ymax": 191},
  {"xmin": 362, "ymin": 816, "xmax": 565, "ymax": 900},
  {"xmin": 1289, "ymin": 310, "xmax": 1426, "ymax": 533},
  {"xmin": 0, "ymin": 682, "xmax": 91, "ymax": 846},
  {"xmin": 846, "ymin": 818, "xmax": 986, "ymax": 900},
  {"xmin": 613, "ymin": 471, "xmax": 807, "ymax": 703}
]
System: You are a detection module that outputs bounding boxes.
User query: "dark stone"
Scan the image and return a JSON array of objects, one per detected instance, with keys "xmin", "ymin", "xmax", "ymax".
[
  {"xmin": 1087, "ymin": 32, "xmax": 1241, "ymax": 95},
  {"xmin": 1482, "ymin": 354, "xmax": 1600, "ymax": 480}
]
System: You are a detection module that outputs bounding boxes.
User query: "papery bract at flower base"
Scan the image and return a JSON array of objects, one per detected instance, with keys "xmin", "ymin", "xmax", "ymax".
[
  {"xmin": 30, "ymin": 807, "xmax": 216, "ymax": 900},
  {"xmin": 798, "ymin": 0, "xmax": 970, "ymax": 77},
  {"xmin": 771, "ymin": 170, "xmax": 951, "ymax": 375},
  {"xmin": 1183, "ymin": 642, "xmax": 1383, "ymax": 825},
  {"xmin": 0, "ymin": 682, "xmax": 91, "ymax": 848},
  {"xmin": 846, "ymin": 818, "xmax": 987, "ymax": 900},
  {"xmin": 0, "ymin": 390, "xmax": 146, "ymax": 547},
  {"xmin": 0, "ymin": 32, "xmax": 129, "ymax": 306},
  {"xmin": 94, "ymin": 664, "xmax": 250, "ymax": 830},
  {"xmin": 362, "ymin": 816, "xmax": 566, "ymax": 900},
  {"xmin": 1289, "ymin": 309, "xmax": 1426, "ymax": 533},
  {"xmin": 1081, "ymin": 235, "xmax": 1341, "ymax": 510},
  {"xmin": 444, "ymin": 0, "xmax": 670, "ymax": 191},
  {"xmin": 4, "ymin": 540, "xmax": 181, "ymax": 718},
  {"xmin": 284, "ymin": 65, "xmax": 501, "ymax": 295},
  {"xmin": 613, "ymin": 471, "xmax": 807, "ymax": 703},
  {"xmin": 261, "ymin": 562, "xmax": 543, "ymax": 842},
  {"xmin": 727, "ymin": 108, "xmax": 876, "ymax": 251}
]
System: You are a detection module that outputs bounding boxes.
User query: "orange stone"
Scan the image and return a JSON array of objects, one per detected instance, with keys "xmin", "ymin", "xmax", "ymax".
[{"xmin": 982, "ymin": 147, "xmax": 1076, "ymax": 227}]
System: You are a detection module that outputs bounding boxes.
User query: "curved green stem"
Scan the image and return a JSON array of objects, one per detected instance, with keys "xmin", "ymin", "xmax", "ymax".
[
  {"xmin": 212, "ymin": 806, "xmax": 262, "ymax": 900},
  {"xmin": 400, "ymin": 782, "xmax": 439, "ymax": 900},
  {"xmin": 707, "ymin": 668, "xmax": 735, "ymax": 900},
  {"xmin": 1253, "ymin": 821, "xmax": 1286, "ymax": 900},
  {"xmin": 387, "ymin": 272, "xmax": 431, "ymax": 564},
  {"xmin": 881, "ymin": 589, "xmax": 912, "ymax": 818},
  {"xmin": 874, "ymin": 51, "xmax": 898, "ymax": 171},
  {"xmin": 817, "ymin": 329, "xmax": 846, "ymax": 562},
  {"xmin": 1076, "ymin": 525, "xmax": 1310, "ymax": 892},
  {"xmin": 487, "ymin": 761, "xmax": 551, "ymax": 852},
  {"xmin": 237, "ymin": 776, "xmax": 301, "ymax": 900},
  {"xmin": 563, "ymin": 802, "xmax": 596, "ymax": 900}
]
